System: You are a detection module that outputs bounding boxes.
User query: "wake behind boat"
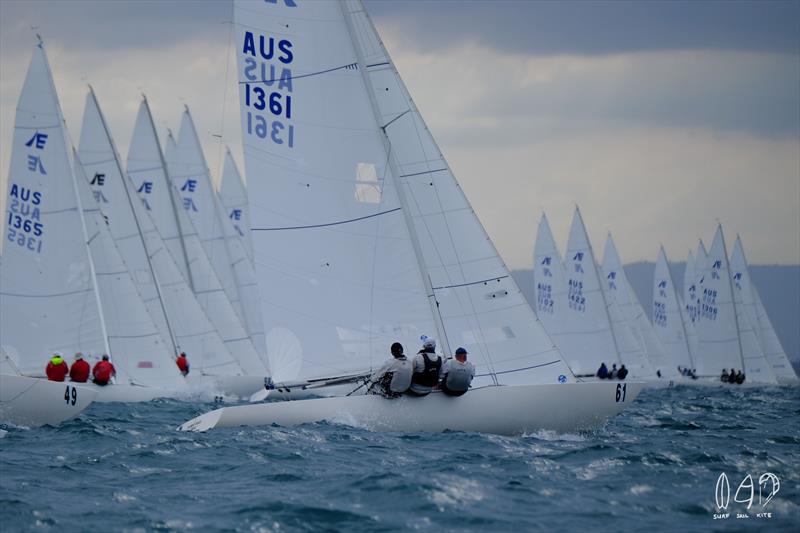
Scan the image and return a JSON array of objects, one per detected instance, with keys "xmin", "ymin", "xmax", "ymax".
[{"xmin": 180, "ymin": 381, "xmax": 644, "ymax": 434}]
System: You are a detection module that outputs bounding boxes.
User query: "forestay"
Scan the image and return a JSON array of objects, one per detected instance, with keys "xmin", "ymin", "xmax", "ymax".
[
  {"xmin": 233, "ymin": 0, "xmax": 574, "ymax": 386},
  {"xmin": 167, "ymin": 111, "xmax": 269, "ymax": 368},
  {"xmin": 126, "ymin": 99, "xmax": 268, "ymax": 377},
  {"xmin": 694, "ymin": 226, "xmax": 744, "ymax": 377},
  {"xmin": 219, "ymin": 147, "xmax": 254, "ymax": 262},
  {"xmin": 652, "ymin": 246, "xmax": 693, "ymax": 372},
  {"xmin": 78, "ymin": 90, "xmax": 244, "ymax": 378}
]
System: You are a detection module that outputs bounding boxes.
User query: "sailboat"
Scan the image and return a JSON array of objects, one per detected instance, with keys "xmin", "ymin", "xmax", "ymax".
[
  {"xmin": 652, "ymin": 246, "xmax": 694, "ymax": 379},
  {"xmin": 218, "ymin": 148, "xmax": 255, "ymax": 264},
  {"xmin": 78, "ymin": 88, "xmax": 264, "ymax": 398},
  {"xmin": 730, "ymin": 236, "xmax": 792, "ymax": 383},
  {"xmin": 180, "ymin": 0, "xmax": 642, "ymax": 434},
  {"xmin": 1, "ymin": 352, "xmax": 97, "ymax": 427},
  {"xmin": 1, "ymin": 41, "xmax": 187, "ymax": 403},
  {"xmin": 126, "ymin": 98, "xmax": 270, "ymax": 391},
  {"xmin": 599, "ymin": 234, "xmax": 659, "ymax": 381},
  {"xmin": 166, "ymin": 110, "xmax": 269, "ymax": 369}
]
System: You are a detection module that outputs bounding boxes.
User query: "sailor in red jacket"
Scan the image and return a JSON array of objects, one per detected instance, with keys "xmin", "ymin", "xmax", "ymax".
[
  {"xmin": 176, "ymin": 352, "xmax": 190, "ymax": 376},
  {"xmin": 69, "ymin": 352, "xmax": 90, "ymax": 383},
  {"xmin": 92, "ymin": 354, "xmax": 116, "ymax": 386},
  {"xmin": 45, "ymin": 352, "xmax": 69, "ymax": 382}
]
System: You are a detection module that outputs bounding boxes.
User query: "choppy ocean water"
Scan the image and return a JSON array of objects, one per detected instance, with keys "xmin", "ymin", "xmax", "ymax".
[{"xmin": 1, "ymin": 386, "xmax": 798, "ymax": 532}]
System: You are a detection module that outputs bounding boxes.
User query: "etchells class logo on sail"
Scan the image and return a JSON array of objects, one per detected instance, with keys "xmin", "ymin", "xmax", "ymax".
[
  {"xmin": 713, "ymin": 472, "xmax": 780, "ymax": 521},
  {"xmin": 7, "ymin": 131, "xmax": 48, "ymax": 254},
  {"xmin": 240, "ymin": 22, "xmax": 295, "ymax": 149}
]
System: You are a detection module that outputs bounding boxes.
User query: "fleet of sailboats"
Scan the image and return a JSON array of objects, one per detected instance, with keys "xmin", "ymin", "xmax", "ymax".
[{"xmin": 1, "ymin": 1, "xmax": 796, "ymax": 430}]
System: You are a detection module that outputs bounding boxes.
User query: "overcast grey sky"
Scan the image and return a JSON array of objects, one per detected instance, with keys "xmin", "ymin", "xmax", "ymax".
[{"xmin": 1, "ymin": 0, "xmax": 798, "ymax": 268}]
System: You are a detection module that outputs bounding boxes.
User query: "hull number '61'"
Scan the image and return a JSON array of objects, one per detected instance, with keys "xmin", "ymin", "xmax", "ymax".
[
  {"xmin": 64, "ymin": 385, "xmax": 78, "ymax": 406},
  {"xmin": 615, "ymin": 383, "xmax": 627, "ymax": 402}
]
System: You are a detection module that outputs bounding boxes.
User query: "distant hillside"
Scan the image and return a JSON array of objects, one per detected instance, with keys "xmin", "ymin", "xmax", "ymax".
[{"xmin": 511, "ymin": 264, "xmax": 800, "ymax": 368}]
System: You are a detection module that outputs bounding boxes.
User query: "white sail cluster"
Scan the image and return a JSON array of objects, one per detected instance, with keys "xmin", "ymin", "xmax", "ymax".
[
  {"xmin": 533, "ymin": 212, "xmax": 798, "ymax": 386},
  {"xmin": 0, "ymin": 40, "xmax": 272, "ymax": 409}
]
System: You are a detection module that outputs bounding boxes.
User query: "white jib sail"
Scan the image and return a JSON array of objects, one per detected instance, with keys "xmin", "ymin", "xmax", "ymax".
[
  {"xmin": 652, "ymin": 246, "xmax": 694, "ymax": 372},
  {"xmin": 753, "ymin": 289, "xmax": 798, "ymax": 382},
  {"xmin": 599, "ymin": 235, "xmax": 657, "ymax": 380},
  {"xmin": 681, "ymin": 249, "xmax": 701, "ymax": 363},
  {"xmin": 729, "ymin": 236, "xmax": 778, "ymax": 384},
  {"xmin": 233, "ymin": 0, "xmax": 574, "ymax": 386},
  {"xmin": 695, "ymin": 225, "xmax": 745, "ymax": 377},
  {"xmin": 167, "ymin": 112, "xmax": 269, "ymax": 368},
  {"xmin": 78, "ymin": 89, "xmax": 244, "ymax": 378},
  {"xmin": 219, "ymin": 147, "xmax": 254, "ymax": 262},
  {"xmin": 1, "ymin": 43, "xmax": 107, "ymax": 376},
  {"xmin": 559, "ymin": 208, "xmax": 619, "ymax": 375},
  {"xmin": 126, "ymin": 99, "xmax": 268, "ymax": 377}
]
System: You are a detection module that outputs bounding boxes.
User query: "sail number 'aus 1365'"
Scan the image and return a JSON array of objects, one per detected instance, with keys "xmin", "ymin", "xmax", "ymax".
[{"xmin": 241, "ymin": 31, "xmax": 295, "ymax": 148}]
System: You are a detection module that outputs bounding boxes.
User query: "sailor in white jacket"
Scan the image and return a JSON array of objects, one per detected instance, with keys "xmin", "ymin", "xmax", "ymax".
[
  {"xmin": 368, "ymin": 342, "xmax": 413, "ymax": 398},
  {"xmin": 440, "ymin": 347, "xmax": 475, "ymax": 396}
]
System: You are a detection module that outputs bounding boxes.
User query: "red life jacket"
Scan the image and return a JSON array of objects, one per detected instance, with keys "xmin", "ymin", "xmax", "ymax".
[
  {"xmin": 176, "ymin": 356, "xmax": 189, "ymax": 374},
  {"xmin": 93, "ymin": 361, "xmax": 115, "ymax": 384},
  {"xmin": 46, "ymin": 360, "xmax": 69, "ymax": 382},
  {"xmin": 69, "ymin": 359, "xmax": 90, "ymax": 382}
]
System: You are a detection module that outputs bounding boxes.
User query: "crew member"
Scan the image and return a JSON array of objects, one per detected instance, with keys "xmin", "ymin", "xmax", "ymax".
[
  {"xmin": 617, "ymin": 364, "xmax": 628, "ymax": 380},
  {"xmin": 176, "ymin": 352, "xmax": 190, "ymax": 376},
  {"xmin": 609, "ymin": 363, "xmax": 618, "ymax": 380},
  {"xmin": 440, "ymin": 347, "xmax": 475, "ymax": 396},
  {"xmin": 368, "ymin": 342, "xmax": 413, "ymax": 398},
  {"xmin": 720, "ymin": 369, "xmax": 730, "ymax": 383},
  {"xmin": 69, "ymin": 352, "xmax": 90, "ymax": 383},
  {"xmin": 596, "ymin": 362, "xmax": 609, "ymax": 379},
  {"xmin": 409, "ymin": 336, "xmax": 442, "ymax": 396},
  {"xmin": 45, "ymin": 352, "xmax": 69, "ymax": 382},
  {"xmin": 92, "ymin": 354, "xmax": 116, "ymax": 386}
]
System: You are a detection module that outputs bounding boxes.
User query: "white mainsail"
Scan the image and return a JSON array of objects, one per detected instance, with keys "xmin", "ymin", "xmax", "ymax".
[
  {"xmin": 166, "ymin": 111, "xmax": 269, "ymax": 368},
  {"xmin": 0, "ymin": 42, "xmax": 184, "ymax": 395},
  {"xmin": 652, "ymin": 246, "xmax": 693, "ymax": 372},
  {"xmin": 78, "ymin": 89, "xmax": 245, "ymax": 381},
  {"xmin": 753, "ymin": 290, "xmax": 798, "ymax": 383},
  {"xmin": 561, "ymin": 208, "xmax": 619, "ymax": 375},
  {"xmin": 729, "ymin": 236, "xmax": 778, "ymax": 384},
  {"xmin": 2, "ymin": 43, "xmax": 107, "ymax": 375},
  {"xmin": 218, "ymin": 147, "xmax": 254, "ymax": 262},
  {"xmin": 599, "ymin": 235, "xmax": 658, "ymax": 380},
  {"xmin": 233, "ymin": 0, "xmax": 574, "ymax": 386},
  {"xmin": 126, "ymin": 98, "xmax": 269, "ymax": 377},
  {"xmin": 681, "ymin": 249, "xmax": 700, "ymax": 363},
  {"xmin": 695, "ymin": 225, "xmax": 744, "ymax": 377}
]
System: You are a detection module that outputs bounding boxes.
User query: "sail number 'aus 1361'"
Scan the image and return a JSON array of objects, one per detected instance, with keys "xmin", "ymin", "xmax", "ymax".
[{"xmin": 241, "ymin": 31, "xmax": 295, "ymax": 148}]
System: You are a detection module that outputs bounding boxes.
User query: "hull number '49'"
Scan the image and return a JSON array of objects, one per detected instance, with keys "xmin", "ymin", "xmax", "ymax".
[
  {"xmin": 615, "ymin": 383, "xmax": 627, "ymax": 402},
  {"xmin": 64, "ymin": 385, "xmax": 78, "ymax": 406}
]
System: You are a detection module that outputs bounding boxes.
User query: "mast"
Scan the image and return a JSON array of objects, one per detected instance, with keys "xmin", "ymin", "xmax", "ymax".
[
  {"xmin": 338, "ymin": 1, "xmax": 453, "ymax": 359},
  {"xmin": 141, "ymin": 97, "xmax": 196, "ymax": 292},
  {"xmin": 89, "ymin": 87, "xmax": 180, "ymax": 357}
]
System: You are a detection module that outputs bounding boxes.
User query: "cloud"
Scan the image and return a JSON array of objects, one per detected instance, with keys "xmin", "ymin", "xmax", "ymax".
[{"xmin": 366, "ymin": 0, "xmax": 800, "ymax": 56}]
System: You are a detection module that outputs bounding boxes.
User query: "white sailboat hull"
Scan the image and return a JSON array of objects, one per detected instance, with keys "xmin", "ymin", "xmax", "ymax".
[
  {"xmin": 91, "ymin": 382, "xmax": 180, "ymax": 403},
  {"xmin": 0, "ymin": 374, "xmax": 97, "ymax": 427},
  {"xmin": 186, "ymin": 374, "xmax": 266, "ymax": 399},
  {"xmin": 180, "ymin": 382, "xmax": 644, "ymax": 435}
]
